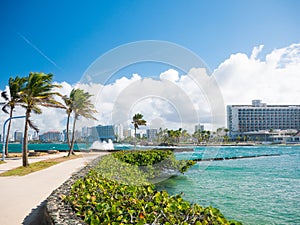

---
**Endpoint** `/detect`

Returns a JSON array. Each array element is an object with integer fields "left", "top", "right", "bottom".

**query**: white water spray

[{"left": 89, "top": 139, "right": 114, "bottom": 150}]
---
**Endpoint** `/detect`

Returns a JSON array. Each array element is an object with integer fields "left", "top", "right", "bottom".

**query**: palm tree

[
  {"left": 18, "top": 72, "right": 62, "bottom": 167},
  {"left": 62, "top": 94, "right": 73, "bottom": 148},
  {"left": 181, "top": 129, "right": 190, "bottom": 143},
  {"left": 1, "top": 76, "right": 26, "bottom": 156},
  {"left": 66, "top": 89, "right": 97, "bottom": 156},
  {"left": 132, "top": 113, "right": 147, "bottom": 138}
]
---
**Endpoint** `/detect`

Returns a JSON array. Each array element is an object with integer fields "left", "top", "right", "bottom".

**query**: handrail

[{"left": 2, "top": 115, "right": 26, "bottom": 161}]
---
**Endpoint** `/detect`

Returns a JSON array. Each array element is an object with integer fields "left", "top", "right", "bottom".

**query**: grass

[
  {"left": 0, "top": 160, "right": 6, "bottom": 165},
  {"left": 0, "top": 154, "right": 81, "bottom": 176}
]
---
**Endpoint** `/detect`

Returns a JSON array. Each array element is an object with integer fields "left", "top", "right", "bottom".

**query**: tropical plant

[
  {"left": 18, "top": 72, "right": 63, "bottom": 167},
  {"left": 65, "top": 88, "right": 97, "bottom": 156},
  {"left": 181, "top": 129, "right": 190, "bottom": 143},
  {"left": 66, "top": 150, "right": 241, "bottom": 225},
  {"left": 167, "top": 128, "right": 182, "bottom": 144},
  {"left": 1, "top": 76, "right": 26, "bottom": 156},
  {"left": 132, "top": 113, "right": 146, "bottom": 137},
  {"left": 157, "top": 128, "right": 168, "bottom": 145},
  {"left": 193, "top": 129, "right": 211, "bottom": 144}
]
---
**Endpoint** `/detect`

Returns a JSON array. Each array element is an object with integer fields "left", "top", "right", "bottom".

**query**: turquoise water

[
  {"left": 3, "top": 143, "right": 299, "bottom": 224},
  {"left": 0, "top": 143, "right": 89, "bottom": 152},
  {"left": 158, "top": 146, "right": 300, "bottom": 225}
]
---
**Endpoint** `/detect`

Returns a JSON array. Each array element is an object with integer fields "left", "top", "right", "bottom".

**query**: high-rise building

[
  {"left": 114, "top": 124, "right": 124, "bottom": 141},
  {"left": 195, "top": 124, "right": 204, "bottom": 132},
  {"left": 227, "top": 100, "right": 300, "bottom": 136},
  {"left": 63, "top": 129, "right": 72, "bottom": 143},
  {"left": 123, "top": 128, "right": 135, "bottom": 138},
  {"left": 146, "top": 129, "right": 158, "bottom": 142},
  {"left": 96, "top": 125, "right": 115, "bottom": 141},
  {"left": 39, "top": 131, "right": 63, "bottom": 142},
  {"left": 14, "top": 130, "right": 23, "bottom": 142}
]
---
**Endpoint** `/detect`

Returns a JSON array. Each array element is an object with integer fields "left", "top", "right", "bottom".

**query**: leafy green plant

[{"left": 66, "top": 150, "right": 242, "bottom": 225}]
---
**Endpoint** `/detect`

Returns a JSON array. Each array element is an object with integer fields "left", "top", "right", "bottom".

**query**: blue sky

[
  {"left": 1, "top": 0, "right": 299, "bottom": 88},
  {"left": 1, "top": 0, "right": 300, "bottom": 134}
]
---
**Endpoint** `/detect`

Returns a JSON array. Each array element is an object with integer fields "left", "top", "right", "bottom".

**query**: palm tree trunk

[
  {"left": 68, "top": 117, "right": 77, "bottom": 156},
  {"left": 134, "top": 127, "right": 137, "bottom": 149},
  {"left": 22, "top": 110, "right": 30, "bottom": 167},
  {"left": 66, "top": 113, "right": 71, "bottom": 148},
  {"left": 5, "top": 108, "right": 13, "bottom": 156}
]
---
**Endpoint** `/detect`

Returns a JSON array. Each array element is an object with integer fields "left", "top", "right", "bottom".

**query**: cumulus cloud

[
  {"left": 214, "top": 43, "right": 300, "bottom": 105},
  {"left": 1, "top": 43, "right": 300, "bottom": 137},
  {"left": 250, "top": 44, "right": 264, "bottom": 60},
  {"left": 160, "top": 69, "right": 179, "bottom": 82}
]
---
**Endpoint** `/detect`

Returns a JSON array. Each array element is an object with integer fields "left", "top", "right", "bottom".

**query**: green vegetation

[
  {"left": 1, "top": 73, "right": 97, "bottom": 166},
  {"left": 67, "top": 150, "right": 242, "bottom": 224},
  {"left": 132, "top": 113, "right": 147, "bottom": 137},
  {"left": 19, "top": 72, "right": 63, "bottom": 167},
  {"left": 62, "top": 88, "right": 97, "bottom": 156},
  {"left": 1, "top": 76, "right": 27, "bottom": 157}
]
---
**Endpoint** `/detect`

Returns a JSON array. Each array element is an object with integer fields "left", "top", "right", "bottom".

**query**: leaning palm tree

[
  {"left": 132, "top": 113, "right": 147, "bottom": 138},
  {"left": 18, "top": 72, "right": 62, "bottom": 167},
  {"left": 67, "top": 88, "right": 97, "bottom": 156},
  {"left": 62, "top": 94, "right": 73, "bottom": 148},
  {"left": 1, "top": 76, "right": 26, "bottom": 156}
]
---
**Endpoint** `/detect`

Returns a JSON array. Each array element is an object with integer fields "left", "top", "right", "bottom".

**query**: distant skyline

[{"left": 1, "top": 0, "right": 300, "bottom": 134}]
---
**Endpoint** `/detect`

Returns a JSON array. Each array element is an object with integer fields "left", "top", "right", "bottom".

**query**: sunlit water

[
  {"left": 157, "top": 146, "right": 300, "bottom": 225},
  {"left": 3, "top": 143, "right": 299, "bottom": 224}
]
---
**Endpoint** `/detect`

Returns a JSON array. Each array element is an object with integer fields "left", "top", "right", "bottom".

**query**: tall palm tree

[
  {"left": 1, "top": 76, "right": 26, "bottom": 156},
  {"left": 66, "top": 88, "right": 97, "bottom": 156},
  {"left": 62, "top": 94, "right": 73, "bottom": 148},
  {"left": 18, "top": 72, "right": 62, "bottom": 167},
  {"left": 132, "top": 113, "right": 147, "bottom": 138}
]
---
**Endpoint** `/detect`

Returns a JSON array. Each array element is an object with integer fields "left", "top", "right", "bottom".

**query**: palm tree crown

[
  {"left": 132, "top": 113, "right": 147, "bottom": 137},
  {"left": 18, "top": 72, "right": 62, "bottom": 166},
  {"left": 1, "top": 76, "right": 26, "bottom": 156},
  {"left": 65, "top": 88, "right": 97, "bottom": 156}
]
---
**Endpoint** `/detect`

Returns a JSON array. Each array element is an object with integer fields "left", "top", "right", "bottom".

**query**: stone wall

[{"left": 45, "top": 156, "right": 103, "bottom": 225}]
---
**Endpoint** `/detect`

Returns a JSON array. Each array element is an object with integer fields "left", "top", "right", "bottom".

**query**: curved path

[{"left": 0, "top": 152, "right": 107, "bottom": 225}]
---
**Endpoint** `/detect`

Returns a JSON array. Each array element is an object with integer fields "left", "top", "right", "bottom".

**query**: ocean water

[
  {"left": 0, "top": 143, "right": 89, "bottom": 152},
  {"left": 157, "top": 146, "right": 300, "bottom": 225},
  {"left": 2, "top": 143, "right": 299, "bottom": 224}
]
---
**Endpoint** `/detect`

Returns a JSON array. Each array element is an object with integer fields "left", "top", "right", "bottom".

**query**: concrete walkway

[{"left": 0, "top": 152, "right": 107, "bottom": 225}]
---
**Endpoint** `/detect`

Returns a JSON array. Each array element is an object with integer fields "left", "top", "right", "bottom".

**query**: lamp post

[{"left": 2, "top": 115, "right": 26, "bottom": 161}]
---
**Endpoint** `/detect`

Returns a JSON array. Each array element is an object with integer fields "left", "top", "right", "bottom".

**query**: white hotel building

[{"left": 227, "top": 100, "right": 300, "bottom": 136}]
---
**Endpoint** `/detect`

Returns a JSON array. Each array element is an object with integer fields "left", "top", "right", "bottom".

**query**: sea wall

[{"left": 44, "top": 156, "right": 103, "bottom": 225}]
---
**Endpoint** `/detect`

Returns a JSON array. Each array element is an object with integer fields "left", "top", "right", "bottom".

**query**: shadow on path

[{"left": 23, "top": 200, "right": 50, "bottom": 225}]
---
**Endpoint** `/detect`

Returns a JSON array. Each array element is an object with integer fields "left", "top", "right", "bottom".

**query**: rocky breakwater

[{"left": 44, "top": 156, "right": 103, "bottom": 224}]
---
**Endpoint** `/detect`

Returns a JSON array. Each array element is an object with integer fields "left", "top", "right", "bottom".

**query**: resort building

[{"left": 227, "top": 100, "right": 300, "bottom": 136}]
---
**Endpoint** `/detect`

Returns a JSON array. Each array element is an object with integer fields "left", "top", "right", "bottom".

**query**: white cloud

[
  {"left": 250, "top": 44, "right": 264, "bottom": 60},
  {"left": 1, "top": 43, "right": 300, "bottom": 136},
  {"left": 160, "top": 69, "right": 179, "bottom": 82},
  {"left": 214, "top": 43, "right": 300, "bottom": 106}
]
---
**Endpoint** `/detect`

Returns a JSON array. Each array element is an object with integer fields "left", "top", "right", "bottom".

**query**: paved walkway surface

[{"left": 0, "top": 152, "right": 108, "bottom": 225}]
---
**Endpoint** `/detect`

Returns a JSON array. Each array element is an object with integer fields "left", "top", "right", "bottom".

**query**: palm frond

[
  {"left": 28, "top": 119, "right": 39, "bottom": 133},
  {"left": 1, "top": 91, "right": 9, "bottom": 101},
  {"left": 2, "top": 104, "right": 9, "bottom": 114}
]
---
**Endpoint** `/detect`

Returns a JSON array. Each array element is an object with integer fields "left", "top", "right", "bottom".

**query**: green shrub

[{"left": 66, "top": 150, "right": 242, "bottom": 225}]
